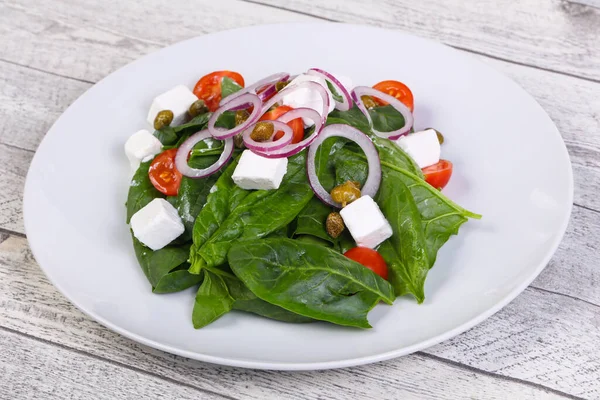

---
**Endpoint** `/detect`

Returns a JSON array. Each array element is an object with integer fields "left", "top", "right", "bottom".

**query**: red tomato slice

[
  {"left": 422, "top": 159, "right": 453, "bottom": 190},
  {"left": 193, "top": 71, "right": 245, "bottom": 112},
  {"left": 148, "top": 149, "right": 182, "bottom": 196},
  {"left": 344, "top": 247, "right": 388, "bottom": 280},
  {"left": 372, "top": 80, "right": 414, "bottom": 112},
  {"left": 260, "top": 105, "right": 304, "bottom": 144}
]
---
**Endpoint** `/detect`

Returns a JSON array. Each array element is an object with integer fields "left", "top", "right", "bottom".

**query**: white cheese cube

[
  {"left": 232, "top": 150, "right": 288, "bottom": 190},
  {"left": 395, "top": 128, "right": 441, "bottom": 168},
  {"left": 147, "top": 85, "right": 197, "bottom": 127},
  {"left": 340, "top": 195, "right": 392, "bottom": 249},
  {"left": 124, "top": 129, "right": 163, "bottom": 170},
  {"left": 130, "top": 198, "right": 184, "bottom": 251},
  {"left": 282, "top": 74, "right": 335, "bottom": 126}
]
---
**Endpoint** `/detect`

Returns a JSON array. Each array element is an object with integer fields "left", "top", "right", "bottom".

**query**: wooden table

[{"left": 1, "top": 0, "right": 599, "bottom": 398}]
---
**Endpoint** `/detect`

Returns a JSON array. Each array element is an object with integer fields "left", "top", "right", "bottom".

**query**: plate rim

[{"left": 23, "top": 22, "right": 574, "bottom": 370}]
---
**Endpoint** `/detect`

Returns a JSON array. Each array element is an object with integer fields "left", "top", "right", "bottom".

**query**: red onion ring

[
  {"left": 307, "top": 68, "right": 352, "bottom": 111},
  {"left": 252, "top": 108, "right": 324, "bottom": 159},
  {"left": 306, "top": 124, "right": 381, "bottom": 208},
  {"left": 207, "top": 93, "right": 262, "bottom": 140},
  {"left": 219, "top": 72, "right": 289, "bottom": 107},
  {"left": 261, "top": 80, "right": 330, "bottom": 124},
  {"left": 242, "top": 120, "right": 294, "bottom": 152},
  {"left": 175, "top": 130, "right": 234, "bottom": 179},
  {"left": 351, "top": 86, "right": 414, "bottom": 140}
]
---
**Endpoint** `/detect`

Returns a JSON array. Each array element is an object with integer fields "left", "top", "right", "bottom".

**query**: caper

[
  {"left": 188, "top": 100, "right": 208, "bottom": 117},
  {"left": 326, "top": 212, "right": 345, "bottom": 239},
  {"left": 153, "top": 110, "right": 174, "bottom": 130},
  {"left": 361, "top": 95, "right": 378, "bottom": 110},
  {"left": 330, "top": 180, "right": 361, "bottom": 207},
  {"left": 250, "top": 122, "right": 274, "bottom": 142},
  {"left": 276, "top": 81, "right": 289, "bottom": 91},
  {"left": 233, "top": 133, "right": 245, "bottom": 149},
  {"left": 235, "top": 110, "right": 250, "bottom": 126},
  {"left": 435, "top": 129, "right": 444, "bottom": 144}
]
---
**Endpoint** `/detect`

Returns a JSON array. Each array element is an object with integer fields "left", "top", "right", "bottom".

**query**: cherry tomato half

[
  {"left": 193, "top": 71, "right": 245, "bottom": 112},
  {"left": 372, "top": 80, "right": 414, "bottom": 112},
  {"left": 422, "top": 159, "right": 453, "bottom": 190},
  {"left": 344, "top": 247, "right": 388, "bottom": 280},
  {"left": 148, "top": 149, "right": 182, "bottom": 196},
  {"left": 260, "top": 105, "right": 304, "bottom": 144}
]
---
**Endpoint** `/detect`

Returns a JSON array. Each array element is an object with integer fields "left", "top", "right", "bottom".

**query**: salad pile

[{"left": 125, "top": 69, "right": 481, "bottom": 329}]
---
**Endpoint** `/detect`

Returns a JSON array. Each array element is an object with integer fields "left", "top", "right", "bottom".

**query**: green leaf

[
  {"left": 376, "top": 170, "right": 430, "bottom": 302},
  {"left": 193, "top": 153, "right": 314, "bottom": 269},
  {"left": 126, "top": 160, "right": 163, "bottom": 223},
  {"left": 131, "top": 235, "right": 199, "bottom": 293},
  {"left": 326, "top": 80, "right": 343, "bottom": 103},
  {"left": 368, "top": 104, "right": 405, "bottom": 133},
  {"left": 192, "top": 269, "right": 235, "bottom": 329},
  {"left": 154, "top": 112, "right": 211, "bottom": 147},
  {"left": 294, "top": 197, "right": 336, "bottom": 245},
  {"left": 221, "top": 76, "right": 243, "bottom": 100},
  {"left": 228, "top": 238, "right": 395, "bottom": 328}
]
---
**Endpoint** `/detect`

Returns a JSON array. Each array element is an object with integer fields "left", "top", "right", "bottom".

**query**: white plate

[{"left": 23, "top": 23, "right": 573, "bottom": 370}]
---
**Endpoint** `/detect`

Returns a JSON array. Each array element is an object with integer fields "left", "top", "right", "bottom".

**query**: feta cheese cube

[
  {"left": 124, "top": 129, "right": 163, "bottom": 170},
  {"left": 130, "top": 198, "right": 184, "bottom": 250},
  {"left": 340, "top": 195, "right": 392, "bottom": 249},
  {"left": 147, "top": 85, "right": 197, "bottom": 127},
  {"left": 394, "top": 128, "right": 441, "bottom": 168},
  {"left": 282, "top": 74, "right": 335, "bottom": 125},
  {"left": 232, "top": 150, "right": 288, "bottom": 190}
]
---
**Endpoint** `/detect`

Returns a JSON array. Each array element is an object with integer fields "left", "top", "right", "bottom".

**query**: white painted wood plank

[
  {"left": 255, "top": 0, "right": 600, "bottom": 81},
  {"left": 0, "top": 236, "right": 575, "bottom": 399},
  {"left": 0, "top": 328, "right": 228, "bottom": 400}
]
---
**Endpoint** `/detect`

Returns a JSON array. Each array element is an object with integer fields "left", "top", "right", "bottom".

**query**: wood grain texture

[
  {"left": 253, "top": 0, "right": 600, "bottom": 81},
  {"left": 0, "top": 236, "right": 576, "bottom": 399},
  {"left": 0, "top": 327, "right": 229, "bottom": 400}
]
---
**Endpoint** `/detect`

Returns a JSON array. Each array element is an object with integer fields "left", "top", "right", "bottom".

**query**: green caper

[
  {"left": 330, "top": 180, "right": 361, "bottom": 207},
  {"left": 235, "top": 110, "right": 250, "bottom": 126},
  {"left": 361, "top": 95, "right": 378, "bottom": 110},
  {"left": 250, "top": 122, "right": 274, "bottom": 142},
  {"left": 153, "top": 110, "right": 174, "bottom": 130},
  {"left": 435, "top": 129, "right": 444, "bottom": 144},
  {"left": 276, "top": 81, "right": 289, "bottom": 91},
  {"left": 188, "top": 100, "right": 208, "bottom": 117},
  {"left": 233, "top": 133, "right": 245, "bottom": 149},
  {"left": 326, "top": 212, "right": 345, "bottom": 239}
]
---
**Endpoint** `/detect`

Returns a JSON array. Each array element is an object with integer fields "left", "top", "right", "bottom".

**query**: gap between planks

[{"left": 238, "top": 0, "right": 600, "bottom": 86}]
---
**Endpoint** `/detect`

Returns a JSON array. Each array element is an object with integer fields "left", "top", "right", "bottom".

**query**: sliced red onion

[
  {"left": 219, "top": 72, "right": 289, "bottom": 107},
  {"left": 261, "top": 80, "right": 330, "bottom": 124},
  {"left": 175, "top": 130, "right": 234, "bottom": 178},
  {"left": 307, "top": 68, "right": 352, "bottom": 111},
  {"left": 252, "top": 108, "right": 324, "bottom": 159},
  {"left": 242, "top": 120, "right": 293, "bottom": 152},
  {"left": 207, "top": 93, "right": 262, "bottom": 140},
  {"left": 351, "top": 86, "right": 414, "bottom": 140},
  {"left": 307, "top": 124, "right": 381, "bottom": 208}
]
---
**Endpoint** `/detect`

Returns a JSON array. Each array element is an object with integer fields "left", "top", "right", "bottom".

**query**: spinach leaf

[
  {"left": 192, "top": 269, "right": 235, "bottom": 329},
  {"left": 175, "top": 138, "right": 226, "bottom": 241},
  {"left": 327, "top": 106, "right": 371, "bottom": 134},
  {"left": 294, "top": 197, "right": 335, "bottom": 244},
  {"left": 126, "top": 160, "right": 163, "bottom": 223},
  {"left": 221, "top": 76, "right": 243, "bottom": 100},
  {"left": 154, "top": 112, "right": 211, "bottom": 147},
  {"left": 189, "top": 157, "right": 251, "bottom": 273},
  {"left": 368, "top": 104, "right": 405, "bottom": 133},
  {"left": 132, "top": 236, "right": 200, "bottom": 293},
  {"left": 326, "top": 80, "right": 343, "bottom": 103},
  {"left": 376, "top": 170, "right": 430, "bottom": 302},
  {"left": 228, "top": 238, "right": 395, "bottom": 328},
  {"left": 193, "top": 153, "right": 314, "bottom": 269}
]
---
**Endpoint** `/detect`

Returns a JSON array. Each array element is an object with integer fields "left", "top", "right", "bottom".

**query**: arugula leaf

[
  {"left": 131, "top": 235, "right": 200, "bottom": 293},
  {"left": 126, "top": 160, "right": 163, "bottom": 223},
  {"left": 376, "top": 170, "right": 430, "bottom": 302},
  {"left": 228, "top": 238, "right": 394, "bottom": 328},
  {"left": 192, "top": 269, "right": 235, "bottom": 328},
  {"left": 221, "top": 76, "right": 243, "bottom": 101},
  {"left": 192, "top": 153, "right": 314, "bottom": 270}
]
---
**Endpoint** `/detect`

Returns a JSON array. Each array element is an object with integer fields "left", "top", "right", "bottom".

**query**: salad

[{"left": 125, "top": 69, "right": 481, "bottom": 329}]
